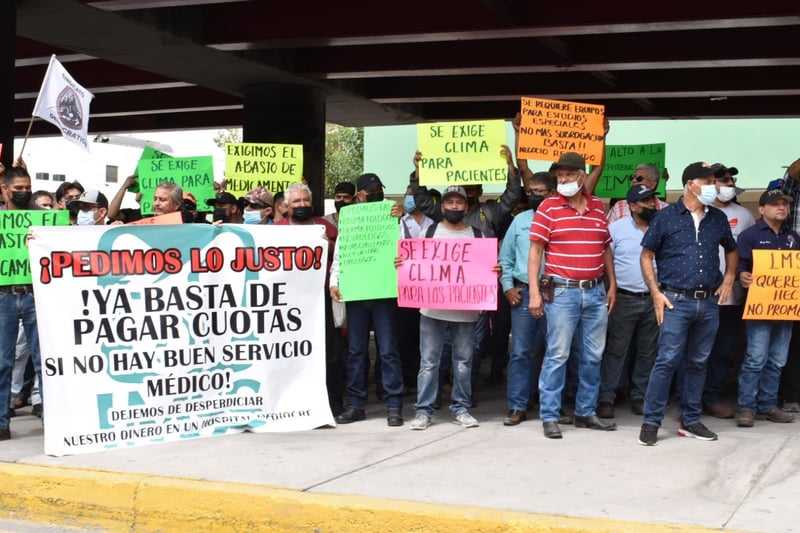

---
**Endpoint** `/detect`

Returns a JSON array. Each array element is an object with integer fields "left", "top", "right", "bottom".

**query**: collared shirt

[
  {"left": 530, "top": 189, "right": 610, "bottom": 280},
  {"left": 737, "top": 219, "right": 800, "bottom": 274},
  {"left": 607, "top": 198, "right": 669, "bottom": 224},
  {"left": 499, "top": 209, "right": 535, "bottom": 292},
  {"left": 714, "top": 202, "right": 755, "bottom": 305},
  {"left": 399, "top": 212, "right": 434, "bottom": 239},
  {"left": 779, "top": 170, "right": 800, "bottom": 233},
  {"left": 641, "top": 197, "right": 737, "bottom": 290},
  {"left": 608, "top": 216, "right": 651, "bottom": 293}
]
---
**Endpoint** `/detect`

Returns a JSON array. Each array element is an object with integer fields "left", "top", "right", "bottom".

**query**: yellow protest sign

[
  {"left": 743, "top": 249, "right": 800, "bottom": 320},
  {"left": 517, "top": 97, "right": 605, "bottom": 165},
  {"left": 224, "top": 142, "right": 303, "bottom": 194},
  {"left": 416, "top": 119, "right": 507, "bottom": 186}
]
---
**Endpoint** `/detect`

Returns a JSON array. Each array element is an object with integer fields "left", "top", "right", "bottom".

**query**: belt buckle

[
  {"left": 692, "top": 290, "right": 707, "bottom": 299},
  {"left": 578, "top": 279, "right": 593, "bottom": 289},
  {"left": 11, "top": 286, "right": 26, "bottom": 295}
]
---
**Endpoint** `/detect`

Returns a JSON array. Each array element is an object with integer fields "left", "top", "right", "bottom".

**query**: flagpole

[{"left": 17, "top": 116, "right": 36, "bottom": 162}]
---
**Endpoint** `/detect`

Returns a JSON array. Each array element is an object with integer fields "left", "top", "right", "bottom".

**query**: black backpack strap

[
  {"left": 424, "top": 222, "right": 439, "bottom": 238},
  {"left": 472, "top": 226, "right": 482, "bottom": 238}
]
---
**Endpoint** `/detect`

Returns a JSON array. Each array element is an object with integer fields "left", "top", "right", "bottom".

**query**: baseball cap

[
  {"left": 442, "top": 185, "right": 467, "bottom": 200},
  {"left": 626, "top": 184, "right": 657, "bottom": 204},
  {"left": 68, "top": 189, "right": 108, "bottom": 209},
  {"left": 206, "top": 192, "right": 238, "bottom": 207},
  {"left": 552, "top": 152, "right": 586, "bottom": 172},
  {"left": 242, "top": 187, "right": 274, "bottom": 208},
  {"left": 681, "top": 162, "right": 716, "bottom": 185},
  {"left": 759, "top": 189, "right": 794, "bottom": 206},
  {"left": 356, "top": 173, "right": 384, "bottom": 192},
  {"left": 334, "top": 182, "right": 356, "bottom": 196},
  {"left": 711, "top": 163, "right": 739, "bottom": 178}
]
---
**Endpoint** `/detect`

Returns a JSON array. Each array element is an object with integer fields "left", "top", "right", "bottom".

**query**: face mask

[
  {"left": 639, "top": 207, "right": 657, "bottom": 222},
  {"left": 334, "top": 200, "right": 348, "bottom": 213},
  {"left": 716, "top": 186, "right": 736, "bottom": 203},
  {"left": 291, "top": 206, "right": 313, "bottom": 222},
  {"left": 365, "top": 192, "right": 384, "bottom": 203},
  {"left": 76, "top": 209, "right": 97, "bottom": 226},
  {"left": 11, "top": 191, "right": 32, "bottom": 208},
  {"left": 243, "top": 210, "right": 262, "bottom": 224},
  {"left": 528, "top": 193, "right": 544, "bottom": 211},
  {"left": 213, "top": 208, "right": 229, "bottom": 223},
  {"left": 403, "top": 195, "right": 416, "bottom": 213},
  {"left": 443, "top": 208, "right": 465, "bottom": 224},
  {"left": 557, "top": 180, "right": 581, "bottom": 198},
  {"left": 694, "top": 183, "right": 718, "bottom": 206}
]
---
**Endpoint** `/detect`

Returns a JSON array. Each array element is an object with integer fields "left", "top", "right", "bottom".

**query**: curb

[{"left": 0, "top": 463, "right": 727, "bottom": 532}]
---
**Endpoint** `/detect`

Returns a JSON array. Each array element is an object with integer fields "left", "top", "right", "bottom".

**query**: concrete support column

[
  {"left": 243, "top": 85, "right": 326, "bottom": 215},
  {"left": 0, "top": 0, "right": 15, "bottom": 168}
]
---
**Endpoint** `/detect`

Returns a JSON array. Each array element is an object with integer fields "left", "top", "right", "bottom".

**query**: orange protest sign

[
  {"left": 517, "top": 97, "right": 605, "bottom": 165},
  {"left": 743, "top": 249, "right": 800, "bottom": 320}
]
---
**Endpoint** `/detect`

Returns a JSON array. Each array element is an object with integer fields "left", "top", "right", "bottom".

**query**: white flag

[{"left": 32, "top": 55, "right": 95, "bottom": 151}]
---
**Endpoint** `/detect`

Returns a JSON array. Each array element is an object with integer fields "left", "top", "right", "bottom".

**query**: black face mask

[
  {"left": 639, "top": 207, "right": 657, "bottom": 222},
  {"left": 213, "top": 208, "right": 230, "bottom": 223},
  {"left": 12, "top": 191, "right": 32, "bottom": 208},
  {"left": 443, "top": 208, "right": 465, "bottom": 224},
  {"left": 291, "top": 206, "right": 313, "bottom": 222},
  {"left": 365, "top": 192, "right": 384, "bottom": 202},
  {"left": 528, "top": 193, "right": 544, "bottom": 211},
  {"left": 334, "top": 200, "right": 348, "bottom": 213}
]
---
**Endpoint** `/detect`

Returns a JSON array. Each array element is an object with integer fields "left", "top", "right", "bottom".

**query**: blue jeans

[
  {"left": 539, "top": 282, "right": 608, "bottom": 422},
  {"left": 599, "top": 292, "right": 659, "bottom": 403},
  {"left": 416, "top": 316, "right": 474, "bottom": 417},
  {"left": 643, "top": 292, "right": 719, "bottom": 427},
  {"left": 738, "top": 320, "right": 792, "bottom": 413},
  {"left": 0, "top": 291, "right": 42, "bottom": 429},
  {"left": 344, "top": 299, "right": 403, "bottom": 410},
  {"left": 507, "top": 288, "right": 543, "bottom": 411}
]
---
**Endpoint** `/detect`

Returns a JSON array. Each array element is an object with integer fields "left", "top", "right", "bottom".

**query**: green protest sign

[
  {"left": 225, "top": 142, "right": 303, "bottom": 195},
  {"left": 594, "top": 143, "right": 666, "bottom": 199},
  {"left": 136, "top": 155, "right": 215, "bottom": 214},
  {"left": 337, "top": 201, "right": 398, "bottom": 301},
  {"left": 417, "top": 120, "right": 507, "bottom": 186},
  {"left": 129, "top": 145, "right": 172, "bottom": 193},
  {"left": 0, "top": 210, "right": 69, "bottom": 284}
]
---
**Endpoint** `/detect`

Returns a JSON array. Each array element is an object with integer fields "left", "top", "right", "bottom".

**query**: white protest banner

[{"left": 28, "top": 224, "right": 333, "bottom": 456}]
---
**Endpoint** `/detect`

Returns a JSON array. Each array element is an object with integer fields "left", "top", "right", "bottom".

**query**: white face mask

[
  {"left": 76, "top": 209, "right": 97, "bottom": 226},
  {"left": 694, "top": 183, "right": 718, "bottom": 206},
  {"left": 716, "top": 186, "right": 736, "bottom": 203},
  {"left": 557, "top": 179, "right": 582, "bottom": 198}
]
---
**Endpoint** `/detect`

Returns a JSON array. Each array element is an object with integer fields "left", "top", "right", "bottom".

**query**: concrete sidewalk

[{"left": 0, "top": 386, "right": 797, "bottom": 532}]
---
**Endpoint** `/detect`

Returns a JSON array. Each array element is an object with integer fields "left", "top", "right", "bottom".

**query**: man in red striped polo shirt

[{"left": 527, "top": 152, "right": 618, "bottom": 439}]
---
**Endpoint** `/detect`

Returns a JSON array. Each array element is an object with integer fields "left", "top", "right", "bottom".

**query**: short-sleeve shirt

[
  {"left": 641, "top": 197, "right": 737, "bottom": 290},
  {"left": 737, "top": 220, "right": 800, "bottom": 274},
  {"left": 529, "top": 189, "right": 610, "bottom": 280}
]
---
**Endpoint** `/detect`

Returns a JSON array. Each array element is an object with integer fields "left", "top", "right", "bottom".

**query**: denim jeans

[
  {"left": 703, "top": 304, "right": 743, "bottom": 405},
  {"left": 738, "top": 320, "right": 792, "bottom": 413},
  {"left": 344, "top": 299, "right": 403, "bottom": 410},
  {"left": 599, "top": 292, "right": 659, "bottom": 403},
  {"left": 643, "top": 291, "right": 719, "bottom": 427},
  {"left": 416, "top": 316, "right": 474, "bottom": 417},
  {"left": 0, "top": 291, "right": 42, "bottom": 429},
  {"left": 507, "top": 288, "right": 543, "bottom": 411},
  {"left": 538, "top": 282, "right": 608, "bottom": 422}
]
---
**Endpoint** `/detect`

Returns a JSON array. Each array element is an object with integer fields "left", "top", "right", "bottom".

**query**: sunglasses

[{"left": 630, "top": 174, "right": 655, "bottom": 183}]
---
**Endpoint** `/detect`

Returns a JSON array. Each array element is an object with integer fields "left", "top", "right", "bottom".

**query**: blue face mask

[
  {"left": 403, "top": 194, "right": 416, "bottom": 213},
  {"left": 243, "top": 210, "right": 262, "bottom": 224}
]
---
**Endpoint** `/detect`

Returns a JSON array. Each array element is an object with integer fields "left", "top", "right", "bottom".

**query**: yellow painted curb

[{"left": 0, "top": 462, "right": 725, "bottom": 532}]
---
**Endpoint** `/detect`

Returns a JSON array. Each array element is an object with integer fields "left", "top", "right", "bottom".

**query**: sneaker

[
  {"left": 781, "top": 401, "right": 800, "bottom": 413},
  {"left": 453, "top": 412, "right": 479, "bottom": 428},
  {"left": 678, "top": 422, "right": 717, "bottom": 441},
  {"left": 638, "top": 423, "right": 659, "bottom": 446},
  {"left": 756, "top": 408, "right": 795, "bottom": 423},
  {"left": 409, "top": 413, "right": 431, "bottom": 430}
]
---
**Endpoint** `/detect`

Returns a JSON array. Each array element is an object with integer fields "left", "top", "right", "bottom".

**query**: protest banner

[
  {"left": 416, "top": 119, "right": 507, "bottom": 186},
  {"left": 517, "top": 97, "right": 605, "bottom": 165},
  {"left": 136, "top": 155, "right": 215, "bottom": 215},
  {"left": 128, "top": 145, "right": 173, "bottom": 193},
  {"left": 396, "top": 238, "right": 499, "bottom": 311},
  {"left": 337, "top": 201, "right": 398, "bottom": 301},
  {"left": 593, "top": 143, "right": 666, "bottom": 199},
  {"left": 0, "top": 210, "right": 68, "bottom": 284},
  {"left": 225, "top": 142, "right": 303, "bottom": 195},
  {"left": 28, "top": 224, "right": 333, "bottom": 456},
  {"left": 743, "top": 249, "right": 800, "bottom": 321}
]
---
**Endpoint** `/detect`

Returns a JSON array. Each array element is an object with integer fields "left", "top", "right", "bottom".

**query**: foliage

[{"left": 212, "top": 128, "right": 242, "bottom": 148}]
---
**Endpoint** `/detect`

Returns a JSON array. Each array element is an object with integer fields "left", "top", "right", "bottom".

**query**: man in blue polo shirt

[{"left": 638, "top": 162, "right": 738, "bottom": 446}]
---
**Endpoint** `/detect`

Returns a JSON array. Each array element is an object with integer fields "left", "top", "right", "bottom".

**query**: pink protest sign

[{"left": 397, "top": 237, "right": 498, "bottom": 310}]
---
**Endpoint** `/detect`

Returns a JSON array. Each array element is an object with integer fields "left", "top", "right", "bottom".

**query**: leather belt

[
  {"left": 552, "top": 276, "right": 604, "bottom": 290},
  {"left": 660, "top": 284, "right": 711, "bottom": 300},
  {"left": 0, "top": 285, "right": 34, "bottom": 295},
  {"left": 617, "top": 288, "right": 650, "bottom": 298},
  {"left": 513, "top": 278, "right": 528, "bottom": 289}
]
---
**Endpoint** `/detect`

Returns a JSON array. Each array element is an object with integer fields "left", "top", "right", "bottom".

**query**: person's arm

[
  {"left": 493, "top": 150, "right": 523, "bottom": 219},
  {"left": 737, "top": 234, "right": 754, "bottom": 288},
  {"left": 584, "top": 117, "right": 609, "bottom": 196},
  {"left": 512, "top": 113, "right": 534, "bottom": 190},
  {"left": 640, "top": 247, "right": 671, "bottom": 326},
  {"left": 329, "top": 239, "right": 342, "bottom": 302},
  {"left": 603, "top": 245, "right": 616, "bottom": 314},
  {"left": 498, "top": 222, "right": 518, "bottom": 304},
  {"left": 527, "top": 241, "right": 545, "bottom": 318},
  {"left": 716, "top": 248, "right": 738, "bottom": 304},
  {"left": 108, "top": 174, "right": 137, "bottom": 222},
  {"left": 409, "top": 151, "right": 441, "bottom": 221}
]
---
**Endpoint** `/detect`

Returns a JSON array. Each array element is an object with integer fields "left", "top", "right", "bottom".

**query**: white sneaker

[
  {"left": 453, "top": 412, "right": 479, "bottom": 428},
  {"left": 409, "top": 413, "right": 431, "bottom": 430}
]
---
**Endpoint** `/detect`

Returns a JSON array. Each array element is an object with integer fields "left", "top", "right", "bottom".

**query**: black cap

[
  {"left": 206, "top": 192, "right": 238, "bottom": 207},
  {"left": 356, "top": 173, "right": 384, "bottom": 192},
  {"left": 552, "top": 152, "right": 586, "bottom": 171},
  {"left": 711, "top": 163, "right": 739, "bottom": 178},
  {"left": 681, "top": 162, "right": 716, "bottom": 185},
  {"left": 626, "top": 184, "right": 657, "bottom": 204},
  {"left": 759, "top": 189, "right": 794, "bottom": 206},
  {"left": 334, "top": 182, "right": 356, "bottom": 196}
]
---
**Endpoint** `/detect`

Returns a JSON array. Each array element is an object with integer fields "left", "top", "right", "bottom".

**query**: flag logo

[{"left": 57, "top": 86, "right": 84, "bottom": 130}]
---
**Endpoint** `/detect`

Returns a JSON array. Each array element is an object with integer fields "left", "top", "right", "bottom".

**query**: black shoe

[
  {"left": 638, "top": 423, "right": 658, "bottom": 446},
  {"left": 335, "top": 407, "right": 366, "bottom": 424},
  {"left": 330, "top": 403, "right": 345, "bottom": 417},
  {"left": 8, "top": 408, "right": 15, "bottom": 418},
  {"left": 503, "top": 409, "right": 527, "bottom": 426},
  {"left": 574, "top": 415, "right": 617, "bottom": 431},
  {"left": 543, "top": 421, "right": 562, "bottom": 439},
  {"left": 387, "top": 409, "right": 403, "bottom": 427},
  {"left": 631, "top": 398, "right": 644, "bottom": 415},
  {"left": 0, "top": 428, "right": 9, "bottom": 441},
  {"left": 596, "top": 402, "right": 614, "bottom": 418},
  {"left": 31, "top": 404, "right": 42, "bottom": 418}
]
